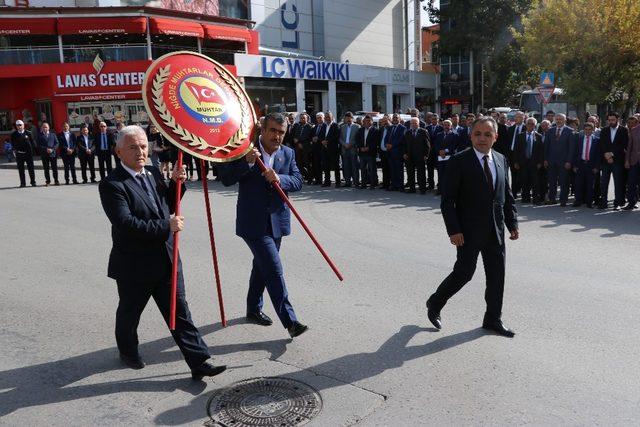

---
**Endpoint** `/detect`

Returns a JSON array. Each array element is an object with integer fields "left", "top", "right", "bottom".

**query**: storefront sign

[
  {"left": 51, "top": 60, "right": 151, "bottom": 96},
  {"left": 261, "top": 57, "right": 349, "bottom": 81},
  {"left": 55, "top": 72, "right": 146, "bottom": 89}
]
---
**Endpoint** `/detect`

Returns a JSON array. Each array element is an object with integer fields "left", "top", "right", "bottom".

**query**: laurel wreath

[{"left": 151, "top": 65, "right": 247, "bottom": 155}]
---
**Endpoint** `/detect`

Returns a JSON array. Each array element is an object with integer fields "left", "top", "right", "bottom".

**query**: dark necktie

[
  {"left": 136, "top": 173, "right": 161, "bottom": 215},
  {"left": 483, "top": 155, "right": 494, "bottom": 194}
]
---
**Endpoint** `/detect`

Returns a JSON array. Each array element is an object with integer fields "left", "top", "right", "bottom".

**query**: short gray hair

[
  {"left": 116, "top": 125, "right": 147, "bottom": 148},
  {"left": 471, "top": 116, "right": 498, "bottom": 134},
  {"left": 526, "top": 117, "right": 538, "bottom": 126},
  {"left": 316, "top": 112, "right": 325, "bottom": 118}
]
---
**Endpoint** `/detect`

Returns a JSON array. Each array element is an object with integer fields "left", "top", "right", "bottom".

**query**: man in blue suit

[
  {"left": 219, "top": 113, "right": 308, "bottom": 339},
  {"left": 426, "top": 114, "right": 444, "bottom": 190},
  {"left": 426, "top": 116, "right": 519, "bottom": 337},
  {"left": 432, "top": 119, "right": 459, "bottom": 195},
  {"left": 386, "top": 113, "right": 406, "bottom": 191},
  {"left": 37, "top": 122, "right": 60, "bottom": 186},
  {"left": 544, "top": 113, "right": 574, "bottom": 206},
  {"left": 572, "top": 122, "right": 601, "bottom": 208},
  {"left": 58, "top": 122, "right": 78, "bottom": 185}
]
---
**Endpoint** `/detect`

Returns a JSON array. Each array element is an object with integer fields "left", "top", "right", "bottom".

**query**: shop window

[
  {"left": 151, "top": 34, "right": 198, "bottom": 59},
  {"left": 415, "top": 88, "right": 435, "bottom": 113},
  {"left": 219, "top": 0, "right": 249, "bottom": 19},
  {"left": 244, "top": 78, "right": 297, "bottom": 116},
  {"left": 336, "top": 82, "right": 362, "bottom": 120},
  {"left": 201, "top": 39, "right": 245, "bottom": 64},
  {"left": 0, "top": 110, "right": 13, "bottom": 132},
  {"left": 66, "top": 100, "right": 149, "bottom": 131},
  {"left": 0, "top": 35, "right": 59, "bottom": 65},
  {"left": 62, "top": 34, "right": 147, "bottom": 63},
  {"left": 372, "top": 85, "right": 387, "bottom": 113}
]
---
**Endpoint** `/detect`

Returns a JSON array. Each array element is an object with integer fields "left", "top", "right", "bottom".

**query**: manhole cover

[{"left": 206, "top": 377, "right": 322, "bottom": 426}]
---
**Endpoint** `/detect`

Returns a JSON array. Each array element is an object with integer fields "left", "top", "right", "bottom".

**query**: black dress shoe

[
  {"left": 287, "top": 322, "right": 309, "bottom": 338},
  {"left": 622, "top": 204, "right": 637, "bottom": 211},
  {"left": 426, "top": 299, "right": 441, "bottom": 330},
  {"left": 120, "top": 353, "right": 145, "bottom": 370},
  {"left": 482, "top": 320, "right": 515, "bottom": 337},
  {"left": 406, "top": 188, "right": 416, "bottom": 194},
  {"left": 246, "top": 311, "right": 273, "bottom": 326},
  {"left": 572, "top": 202, "right": 581, "bottom": 207},
  {"left": 191, "top": 360, "right": 227, "bottom": 380}
]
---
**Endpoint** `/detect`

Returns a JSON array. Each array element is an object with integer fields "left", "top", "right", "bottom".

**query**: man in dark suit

[
  {"left": 506, "top": 111, "right": 526, "bottom": 197},
  {"left": 571, "top": 122, "right": 601, "bottom": 208},
  {"left": 11, "top": 119, "right": 37, "bottom": 187},
  {"left": 77, "top": 124, "right": 96, "bottom": 183},
  {"left": 493, "top": 113, "right": 509, "bottom": 156},
  {"left": 98, "top": 125, "right": 225, "bottom": 379},
  {"left": 404, "top": 108, "right": 427, "bottom": 129},
  {"left": 356, "top": 115, "right": 379, "bottom": 189},
  {"left": 513, "top": 117, "right": 545, "bottom": 204},
  {"left": 403, "top": 117, "right": 431, "bottom": 194},
  {"left": 292, "top": 113, "right": 313, "bottom": 181},
  {"left": 426, "top": 114, "right": 444, "bottom": 190},
  {"left": 544, "top": 113, "right": 574, "bottom": 206},
  {"left": 95, "top": 121, "right": 115, "bottom": 179},
  {"left": 387, "top": 113, "right": 406, "bottom": 191},
  {"left": 58, "top": 122, "right": 78, "bottom": 185},
  {"left": 432, "top": 119, "right": 458, "bottom": 195},
  {"left": 321, "top": 112, "right": 341, "bottom": 187},
  {"left": 283, "top": 113, "right": 296, "bottom": 148},
  {"left": 219, "top": 113, "right": 308, "bottom": 338},
  {"left": 37, "top": 122, "right": 60, "bottom": 186},
  {"left": 311, "top": 112, "right": 326, "bottom": 185},
  {"left": 598, "top": 112, "right": 629, "bottom": 209},
  {"left": 426, "top": 116, "right": 519, "bottom": 338},
  {"left": 377, "top": 115, "right": 391, "bottom": 190}
]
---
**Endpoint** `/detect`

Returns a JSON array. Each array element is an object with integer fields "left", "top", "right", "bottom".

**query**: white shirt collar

[
  {"left": 258, "top": 137, "right": 280, "bottom": 169},
  {"left": 473, "top": 147, "right": 493, "bottom": 162},
  {"left": 121, "top": 162, "right": 148, "bottom": 179}
]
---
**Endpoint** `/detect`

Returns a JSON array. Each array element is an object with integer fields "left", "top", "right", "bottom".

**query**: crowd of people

[{"left": 6, "top": 107, "right": 640, "bottom": 212}]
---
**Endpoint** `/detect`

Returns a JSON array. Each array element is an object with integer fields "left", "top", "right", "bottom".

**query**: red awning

[
  {"left": 149, "top": 18, "right": 204, "bottom": 38},
  {"left": 0, "top": 18, "right": 57, "bottom": 35},
  {"left": 203, "top": 24, "right": 250, "bottom": 43},
  {"left": 57, "top": 17, "right": 147, "bottom": 35}
]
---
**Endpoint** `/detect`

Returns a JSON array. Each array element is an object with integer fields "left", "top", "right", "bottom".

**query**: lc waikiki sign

[{"left": 245, "top": 55, "right": 350, "bottom": 81}]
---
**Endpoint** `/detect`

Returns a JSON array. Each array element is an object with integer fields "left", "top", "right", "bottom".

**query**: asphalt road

[{"left": 1, "top": 164, "right": 639, "bottom": 426}]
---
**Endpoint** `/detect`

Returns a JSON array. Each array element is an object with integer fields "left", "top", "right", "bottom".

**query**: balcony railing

[
  {"left": 63, "top": 44, "right": 147, "bottom": 63},
  {"left": 0, "top": 46, "right": 60, "bottom": 65},
  {"left": 151, "top": 44, "right": 198, "bottom": 59}
]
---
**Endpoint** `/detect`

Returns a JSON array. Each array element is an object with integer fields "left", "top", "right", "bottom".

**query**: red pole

[
  {"left": 200, "top": 158, "right": 227, "bottom": 327},
  {"left": 255, "top": 157, "right": 344, "bottom": 281},
  {"left": 169, "top": 150, "right": 184, "bottom": 330}
]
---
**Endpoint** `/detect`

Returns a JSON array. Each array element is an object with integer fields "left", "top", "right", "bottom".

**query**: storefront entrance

[{"left": 304, "top": 91, "right": 325, "bottom": 119}]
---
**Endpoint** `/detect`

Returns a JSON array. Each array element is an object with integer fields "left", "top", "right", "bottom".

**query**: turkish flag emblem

[{"left": 185, "top": 81, "right": 225, "bottom": 105}]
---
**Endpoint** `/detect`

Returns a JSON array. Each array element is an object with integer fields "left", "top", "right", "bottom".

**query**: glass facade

[
  {"left": 244, "top": 78, "right": 297, "bottom": 116},
  {"left": 336, "top": 82, "right": 362, "bottom": 119},
  {"left": 415, "top": 88, "right": 435, "bottom": 112},
  {"left": 372, "top": 85, "right": 387, "bottom": 112},
  {"left": 66, "top": 100, "right": 149, "bottom": 130},
  {"left": 440, "top": 51, "right": 471, "bottom": 98}
]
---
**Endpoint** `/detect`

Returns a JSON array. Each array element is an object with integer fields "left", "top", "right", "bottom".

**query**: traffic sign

[
  {"left": 540, "top": 72, "right": 554, "bottom": 87},
  {"left": 537, "top": 86, "right": 554, "bottom": 104}
]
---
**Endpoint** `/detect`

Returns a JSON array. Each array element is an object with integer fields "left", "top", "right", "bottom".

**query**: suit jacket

[
  {"left": 426, "top": 124, "right": 443, "bottom": 142},
  {"left": 283, "top": 122, "right": 295, "bottom": 147},
  {"left": 572, "top": 132, "right": 601, "bottom": 169},
  {"left": 626, "top": 125, "right": 640, "bottom": 166},
  {"left": 404, "top": 119, "right": 427, "bottom": 129},
  {"left": 355, "top": 126, "right": 378, "bottom": 157},
  {"left": 339, "top": 123, "right": 360, "bottom": 152},
  {"left": 94, "top": 132, "right": 116, "bottom": 154},
  {"left": 387, "top": 123, "right": 406, "bottom": 154},
  {"left": 402, "top": 127, "right": 430, "bottom": 161},
  {"left": 506, "top": 123, "right": 526, "bottom": 156},
  {"left": 545, "top": 125, "right": 574, "bottom": 164},
  {"left": 11, "top": 130, "right": 36, "bottom": 156},
  {"left": 219, "top": 143, "right": 302, "bottom": 239},
  {"left": 494, "top": 123, "right": 509, "bottom": 155},
  {"left": 77, "top": 134, "right": 95, "bottom": 158},
  {"left": 599, "top": 125, "right": 628, "bottom": 164},
  {"left": 322, "top": 122, "right": 340, "bottom": 151},
  {"left": 312, "top": 122, "right": 326, "bottom": 143},
  {"left": 292, "top": 122, "right": 313, "bottom": 146},
  {"left": 441, "top": 148, "right": 517, "bottom": 246},
  {"left": 58, "top": 131, "right": 78, "bottom": 157},
  {"left": 37, "top": 132, "right": 59, "bottom": 158},
  {"left": 513, "top": 131, "right": 544, "bottom": 167},
  {"left": 98, "top": 165, "right": 185, "bottom": 283},
  {"left": 432, "top": 131, "right": 458, "bottom": 159}
]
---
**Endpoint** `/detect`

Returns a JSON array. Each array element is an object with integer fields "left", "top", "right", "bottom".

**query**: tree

[{"left": 517, "top": 0, "right": 640, "bottom": 113}]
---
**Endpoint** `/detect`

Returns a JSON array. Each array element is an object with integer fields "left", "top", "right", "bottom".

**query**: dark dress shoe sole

[
  {"left": 482, "top": 323, "right": 515, "bottom": 338},
  {"left": 288, "top": 324, "right": 309, "bottom": 338},
  {"left": 246, "top": 313, "right": 273, "bottom": 326},
  {"left": 191, "top": 364, "right": 227, "bottom": 380},
  {"left": 425, "top": 301, "right": 441, "bottom": 330},
  {"left": 120, "top": 355, "right": 145, "bottom": 370}
]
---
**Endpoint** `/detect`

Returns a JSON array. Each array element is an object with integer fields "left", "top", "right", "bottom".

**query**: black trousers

[
  {"left": 16, "top": 153, "right": 36, "bottom": 186},
  {"left": 41, "top": 155, "right": 59, "bottom": 184},
  {"left": 427, "top": 155, "right": 436, "bottom": 189},
  {"left": 62, "top": 154, "right": 77, "bottom": 183},
  {"left": 322, "top": 146, "right": 340, "bottom": 184},
  {"left": 311, "top": 141, "right": 323, "bottom": 183},
  {"left": 406, "top": 158, "right": 427, "bottom": 191},
  {"left": 519, "top": 162, "right": 543, "bottom": 202},
  {"left": 429, "top": 235, "right": 506, "bottom": 321},
  {"left": 115, "top": 270, "right": 210, "bottom": 369},
  {"left": 79, "top": 154, "right": 96, "bottom": 182},
  {"left": 97, "top": 150, "right": 112, "bottom": 179},
  {"left": 379, "top": 151, "right": 390, "bottom": 188}
]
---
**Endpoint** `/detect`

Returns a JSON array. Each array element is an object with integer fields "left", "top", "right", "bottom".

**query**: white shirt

[
  {"left": 248, "top": 137, "right": 280, "bottom": 169},
  {"left": 364, "top": 126, "right": 370, "bottom": 142},
  {"left": 63, "top": 131, "right": 70, "bottom": 143},
  {"left": 121, "top": 162, "right": 149, "bottom": 179},
  {"left": 582, "top": 134, "right": 593, "bottom": 160},
  {"left": 473, "top": 147, "right": 497, "bottom": 187}
]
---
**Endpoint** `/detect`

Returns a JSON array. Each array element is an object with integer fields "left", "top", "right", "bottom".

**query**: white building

[{"left": 240, "top": 0, "right": 436, "bottom": 118}]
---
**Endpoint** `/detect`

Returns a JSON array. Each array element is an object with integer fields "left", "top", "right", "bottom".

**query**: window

[{"left": 244, "top": 78, "right": 297, "bottom": 116}]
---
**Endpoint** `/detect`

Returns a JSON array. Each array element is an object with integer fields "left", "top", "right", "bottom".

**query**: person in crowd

[
  {"left": 426, "top": 114, "right": 443, "bottom": 190},
  {"left": 403, "top": 117, "right": 431, "bottom": 194},
  {"left": 544, "top": 113, "right": 574, "bottom": 206},
  {"left": 426, "top": 116, "right": 519, "bottom": 338},
  {"left": 432, "top": 119, "right": 457, "bottom": 195},
  {"left": 387, "top": 113, "right": 407, "bottom": 191},
  {"left": 378, "top": 114, "right": 391, "bottom": 190},
  {"left": 355, "top": 115, "right": 378, "bottom": 189},
  {"left": 506, "top": 111, "right": 525, "bottom": 197},
  {"left": 4, "top": 138, "right": 14, "bottom": 162},
  {"left": 321, "top": 111, "right": 341, "bottom": 187},
  {"left": 112, "top": 121, "right": 123, "bottom": 168},
  {"left": 218, "top": 113, "right": 308, "bottom": 339},
  {"left": 404, "top": 108, "right": 427, "bottom": 129},
  {"left": 11, "top": 119, "right": 37, "bottom": 187},
  {"left": 77, "top": 124, "right": 96, "bottom": 183},
  {"left": 310, "top": 112, "right": 326, "bottom": 185},
  {"left": 598, "top": 112, "right": 628, "bottom": 210},
  {"left": 450, "top": 114, "right": 463, "bottom": 134},
  {"left": 571, "top": 122, "right": 600, "bottom": 208},
  {"left": 283, "top": 112, "right": 296, "bottom": 148},
  {"left": 58, "top": 122, "right": 78, "bottom": 185},
  {"left": 95, "top": 121, "right": 114, "bottom": 180},
  {"left": 339, "top": 111, "right": 360, "bottom": 188},
  {"left": 148, "top": 127, "right": 161, "bottom": 170},
  {"left": 149, "top": 124, "right": 172, "bottom": 180},
  {"left": 98, "top": 125, "right": 226, "bottom": 379},
  {"left": 493, "top": 113, "right": 509, "bottom": 155},
  {"left": 624, "top": 115, "right": 640, "bottom": 210},
  {"left": 38, "top": 122, "right": 60, "bottom": 186},
  {"left": 292, "top": 112, "right": 313, "bottom": 180},
  {"left": 513, "top": 117, "right": 545, "bottom": 204}
]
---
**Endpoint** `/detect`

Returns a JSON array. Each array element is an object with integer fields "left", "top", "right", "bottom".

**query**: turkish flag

[{"left": 185, "top": 81, "right": 224, "bottom": 105}]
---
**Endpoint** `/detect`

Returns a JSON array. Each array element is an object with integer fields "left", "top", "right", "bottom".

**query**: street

[{"left": 1, "top": 166, "right": 639, "bottom": 426}]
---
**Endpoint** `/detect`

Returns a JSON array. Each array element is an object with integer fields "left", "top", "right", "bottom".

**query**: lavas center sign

[{"left": 52, "top": 60, "right": 151, "bottom": 95}]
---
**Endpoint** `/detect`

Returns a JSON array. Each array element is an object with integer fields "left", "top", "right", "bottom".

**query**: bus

[{"left": 519, "top": 88, "right": 571, "bottom": 120}]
